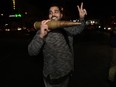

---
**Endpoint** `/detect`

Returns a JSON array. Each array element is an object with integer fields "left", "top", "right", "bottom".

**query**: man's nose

[{"left": 52, "top": 13, "right": 55, "bottom": 16}]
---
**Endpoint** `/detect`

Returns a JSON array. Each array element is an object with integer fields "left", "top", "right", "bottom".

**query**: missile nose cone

[{"left": 34, "top": 20, "right": 81, "bottom": 30}]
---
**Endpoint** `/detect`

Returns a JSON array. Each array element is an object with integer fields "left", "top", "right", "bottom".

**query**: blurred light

[
  {"left": 9, "top": 14, "right": 22, "bottom": 17},
  {"left": 12, "top": 0, "right": 15, "bottom": 10},
  {"left": 15, "top": 14, "right": 22, "bottom": 17},
  {"left": 1, "top": 14, "right": 4, "bottom": 16},
  {"left": 108, "top": 27, "right": 111, "bottom": 30},
  {"left": 5, "top": 29, "right": 10, "bottom": 31},
  {"left": 25, "top": 12, "right": 28, "bottom": 14},
  {"left": 104, "top": 27, "right": 106, "bottom": 30},
  {"left": 98, "top": 26, "right": 101, "bottom": 28},
  {"left": 5, "top": 24, "right": 8, "bottom": 26},
  {"left": 17, "top": 27, "right": 22, "bottom": 31}
]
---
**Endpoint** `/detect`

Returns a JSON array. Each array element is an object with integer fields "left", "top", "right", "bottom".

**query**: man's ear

[{"left": 61, "top": 14, "right": 63, "bottom": 18}]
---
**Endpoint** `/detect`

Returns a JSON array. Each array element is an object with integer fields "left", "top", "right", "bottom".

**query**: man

[
  {"left": 28, "top": 2, "right": 87, "bottom": 87},
  {"left": 108, "top": 28, "right": 116, "bottom": 83}
]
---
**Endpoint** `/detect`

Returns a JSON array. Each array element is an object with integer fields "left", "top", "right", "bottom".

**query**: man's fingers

[
  {"left": 77, "top": 2, "right": 84, "bottom": 11},
  {"left": 81, "top": 2, "right": 83, "bottom": 10},
  {"left": 84, "top": 9, "right": 87, "bottom": 15}
]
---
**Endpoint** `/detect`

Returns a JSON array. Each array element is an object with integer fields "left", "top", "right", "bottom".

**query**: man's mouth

[{"left": 51, "top": 17, "right": 57, "bottom": 20}]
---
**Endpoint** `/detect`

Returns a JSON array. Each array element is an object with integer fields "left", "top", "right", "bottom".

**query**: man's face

[{"left": 49, "top": 6, "right": 63, "bottom": 21}]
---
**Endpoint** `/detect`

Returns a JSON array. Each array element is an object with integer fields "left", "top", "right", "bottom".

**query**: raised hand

[{"left": 77, "top": 2, "right": 87, "bottom": 20}]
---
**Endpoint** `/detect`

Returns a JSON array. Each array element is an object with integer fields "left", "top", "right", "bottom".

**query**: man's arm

[
  {"left": 64, "top": 20, "right": 86, "bottom": 35},
  {"left": 28, "top": 20, "right": 51, "bottom": 56},
  {"left": 63, "top": 2, "right": 87, "bottom": 35},
  {"left": 28, "top": 30, "right": 45, "bottom": 56}
]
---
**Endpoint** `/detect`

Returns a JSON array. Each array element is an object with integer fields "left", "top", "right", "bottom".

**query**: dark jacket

[{"left": 28, "top": 20, "right": 86, "bottom": 79}]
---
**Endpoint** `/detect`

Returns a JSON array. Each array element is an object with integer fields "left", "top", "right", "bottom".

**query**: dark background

[
  {"left": 0, "top": 0, "right": 116, "bottom": 87},
  {"left": 0, "top": 0, "right": 115, "bottom": 18}
]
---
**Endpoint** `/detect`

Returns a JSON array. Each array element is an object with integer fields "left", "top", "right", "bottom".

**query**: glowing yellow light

[{"left": 12, "top": 0, "right": 15, "bottom": 10}]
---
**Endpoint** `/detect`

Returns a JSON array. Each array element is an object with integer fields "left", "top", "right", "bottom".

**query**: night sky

[{"left": 0, "top": 0, "right": 116, "bottom": 19}]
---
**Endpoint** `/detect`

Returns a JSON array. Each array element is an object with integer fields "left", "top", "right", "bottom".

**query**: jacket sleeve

[
  {"left": 64, "top": 20, "right": 86, "bottom": 35},
  {"left": 28, "top": 30, "right": 45, "bottom": 56}
]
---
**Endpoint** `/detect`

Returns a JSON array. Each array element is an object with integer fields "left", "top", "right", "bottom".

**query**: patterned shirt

[{"left": 28, "top": 20, "right": 85, "bottom": 79}]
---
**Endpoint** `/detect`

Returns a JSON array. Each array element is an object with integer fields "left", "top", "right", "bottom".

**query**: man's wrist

[{"left": 79, "top": 18, "right": 84, "bottom": 21}]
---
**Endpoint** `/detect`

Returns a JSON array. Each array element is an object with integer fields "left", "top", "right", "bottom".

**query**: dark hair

[
  {"left": 47, "top": 3, "right": 66, "bottom": 20},
  {"left": 48, "top": 3, "right": 64, "bottom": 14}
]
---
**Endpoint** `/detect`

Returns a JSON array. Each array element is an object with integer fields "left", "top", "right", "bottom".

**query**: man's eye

[
  {"left": 49, "top": 12, "right": 52, "bottom": 15},
  {"left": 55, "top": 11, "right": 60, "bottom": 13}
]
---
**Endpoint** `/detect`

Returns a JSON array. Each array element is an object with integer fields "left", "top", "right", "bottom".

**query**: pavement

[{"left": 0, "top": 30, "right": 115, "bottom": 87}]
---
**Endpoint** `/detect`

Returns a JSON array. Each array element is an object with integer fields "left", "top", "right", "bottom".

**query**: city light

[
  {"left": 15, "top": 14, "right": 22, "bottom": 17},
  {"left": 9, "top": 14, "right": 22, "bottom": 17}
]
